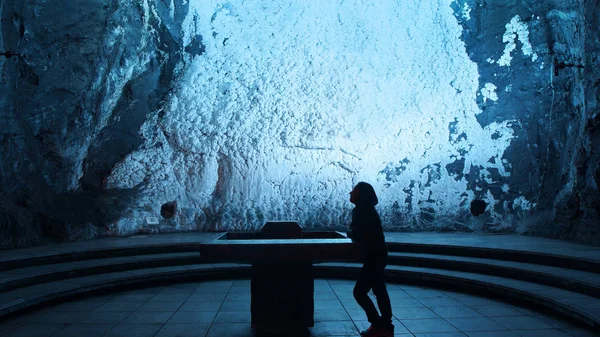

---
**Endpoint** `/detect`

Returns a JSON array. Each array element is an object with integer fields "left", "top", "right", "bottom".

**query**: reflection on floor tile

[
  {"left": 154, "top": 323, "right": 211, "bottom": 337},
  {"left": 53, "top": 323, "right": 115, "bottom": 337},
  {"left": 103, "top": 323, "right": 162, "bottom": 337},
  {"left": 1, "top": 323, "right": 66, "bottom": 337},
  {"left": 401, "top": 318, "right": 460, "bottom": 333}
]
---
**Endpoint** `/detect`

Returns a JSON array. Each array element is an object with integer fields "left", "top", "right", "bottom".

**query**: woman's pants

[{"left": 353, "top": 254, "right": 392, "bottom": 326}]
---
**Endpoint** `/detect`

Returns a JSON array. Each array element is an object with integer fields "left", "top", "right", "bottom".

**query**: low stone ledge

[
  {"left": 1, "top": 263, "right": 598, "bottom": 330},
  {"left": 386, "top": 243, "right": 600, "bottom": 272},
  {"left": 387, "top": 252, "right": 600, "bottom": 297}
]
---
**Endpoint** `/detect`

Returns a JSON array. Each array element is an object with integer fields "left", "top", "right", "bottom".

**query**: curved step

[
  {"left": 0, "top": 243, "right": 203, "bottom": 271},
  {"left": 387, "top": 242, "right": 600, "bottom": 272},
  {"left": 4, "top": 250, "right": 599, "bottom": 302},
  {"left": 388, "top": 252, "right": 600, "bottom": 297},
  {"left": 0, "top": 252, "right": 203, "bottom": 293},
  {"left": 4, "top": 239, "right": 599, "bottom": 274},
  {"left": 316, "top": 263, "right": 600, "bottom": 329},
  {"left": 0, "top": 263, "right": 251, "bottom": 320},
  {"left": 1, "top": 262, "right": 599, "bottom": 330}
]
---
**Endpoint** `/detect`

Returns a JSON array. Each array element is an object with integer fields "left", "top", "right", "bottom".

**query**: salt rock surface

[{"left": 108, "top": 0, "right": 515, "bottom": 232}]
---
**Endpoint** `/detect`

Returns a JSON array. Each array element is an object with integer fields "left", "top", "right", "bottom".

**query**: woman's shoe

[
  {"left": 384, "top": 323, "right": 395, "bottom": 336},
  {"left": 360, "top": 324, "right": 388, "bottom": 337}
]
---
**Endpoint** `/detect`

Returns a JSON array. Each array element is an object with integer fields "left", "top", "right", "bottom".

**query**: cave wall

[
  {"left": 457, "top": 0, "right": 599, "bottom": 244},
  {"left": 0, "top": 0, "right": 598, "bottom": 248},
  {"left": 0, "top": 0, "right": 198, "bottom": 247}
]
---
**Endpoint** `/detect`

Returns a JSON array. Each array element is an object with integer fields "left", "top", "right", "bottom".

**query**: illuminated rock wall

[
  {"left": 108, "top": 0, "right": 519, "bottom": 233},
  {"left": 1, "top": 0, "right": 598, "bottom": 247}
]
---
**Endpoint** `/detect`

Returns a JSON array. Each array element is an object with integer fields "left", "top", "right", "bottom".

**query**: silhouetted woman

[{"left": 347, "top": 182, "right": 393, "bottom": 337}]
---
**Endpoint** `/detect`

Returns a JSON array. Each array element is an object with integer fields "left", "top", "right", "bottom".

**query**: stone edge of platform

[
  {"left": 2, "top": 241, "right": 599, "bottom": 273},
  {"left": 0, "top": 264, "right": 598, "bottom": 331},
  {"left": 3, "top": 253, "right": 599, "bottom": 299}
]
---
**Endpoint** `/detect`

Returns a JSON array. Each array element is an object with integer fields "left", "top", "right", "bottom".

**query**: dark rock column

[
  {"left": 0, "top": 0, "right": 202, "bottom": 248},
  {"left": 453, "top": 0, "right": 599, "bottom": 245}
]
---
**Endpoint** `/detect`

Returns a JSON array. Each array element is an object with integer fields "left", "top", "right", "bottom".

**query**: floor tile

[
  {"left": 514, "top": 329, "right": 573, "bottom": 337},
  {"left": 206, "top": 323, "right": 254, "bottom": 337},
  {"left": 232, "top": 280, "right": 250, "bottom": 286},
  {"left": 561, "top": 328, "right": 599, "bottom": 337},
  {"left": 0, "top": 323, "right": 67, "bottom": 337},
  {"left": 119, "top": 287, "right": 163, "bottom": 295},
  {"left": 136, "top": 301, "right": 182, "bottom": 312},
  {"left": 430, "top": 306, "right": 483, "bottom": 318},
  {"left": 193, "top": 287, "right": 230, "bottom": 294},
  {"left": 314, "top": 309, "right": 351, "bottom": 321},
  {"left": 121, "top": 311, "right": 174, "bottom": 324},
  {"left": 414, "top": 333, "right": 468, "bottom": 337},
  {"left": 154, "top": 323, "right": 210, "bottom": 337},
  {"left": 0, "top": 323, "right": 21, "bottom": 336},
  {"left": 107, "top": 294, "right": 154, "bottom": 303},
  {"left": 444, "top": 291, "right": 472, "bottom": 298},
  {"left": 228, "top": 286, "right": 250, "bottom": 294},
  {"left": 147, "top": 294, "right": 190, "bottom": 303},
  {"left": 531, "top": 315, "right": 580, "bottom": 329},
  {"left": 346, "top": 309, "right": 369, "bottom": 321},
  {"left": 167, "top": 311, "right": 217, "bottom": 324},
  {"left": 177, "top": 301, "right": 223, "bottom": 312},
  {"left": 388, "top": 290, "right": 412, "bottom": 299},
  {"left": 78, "top": 311, "right": 131, "bottom": 324},
  {"left": 213, "top": 310, "right": 251, "bottom": 323},
  {"left": 340, "top": 299, "right": 363, "bottom": 310},
  {"left": 405, "top": 289, "right": 449, "bottom": 299},
  {"left": 331, "top": 285, "right": 355, "bottom": 292},
  {"left": 419, "top": 297, "right": 465, "bottom": 307},
  {"left": 158, "top": 287, "right": 196, "bottom": 294},
  {"left": 471, "top": 305, "right": 524, "bottom": 317},
  {"left": 393, "top": 306, "right": 440, "bottom": 319},
  {"left": 391, "top": 298, "right": 426, "bottom": 308},
  {"left": 310, "top": 321, "right": 358, "bottom": 336},
  {"left": 508, "top": 307, "right": 539, "bottom": 316},
  {"left": 335, "top": 291, "right": 356, "bottom": 300},
  {"left": 315, "top": 299, "right": 344, "bottom": 310},
  {"left": 202, "top": 280, "right": 234, "bottom": 287},
  {"left": 104, "top": 323, "right": 163, "bottom": 337},
  {"left": 187, "top": 293, "right": 227, "bottom": 302},
  {"left": 54, "top": 323, "right": 115, "bottom": 337},
  {"left": 327, "top": 279, "right": 356, "bottom": 285},
  {"left": 355, "top": 319, "right": 411, "bottom": 334},
  {"left": 315, "top": 283, "right": 337, "bottom": 290},
  {"left": 315, "top": 291, "right": 339, "bottom": 299},
  {"left": 463, "top": 331, "right": 521, "bottom": 337},
  {"left": 95, "top": 302, "right": 143, "bottom": 312},
  {"left": 490, "top": 316, "right": 553, "bottom": 330},
  {"left": 219, "top": 301, "right": 250, "bottom": 311},
  {"left": 455, "top": 296, "right": 505, "bottom": 306},
  {"left": 400, "top": 318, "right": 459, "bottom": 333},
  {"left": 49, "top": 301, "right": 105, "bottom": 312},
  {"left": 18, "top": 310, "right": 85, "bottom": 324},
  {"left": 224, "top": 293, "right": 250, "bottom": 302},
  {"left": 445, "top": 317, "right": 508, "bottom": 332}
]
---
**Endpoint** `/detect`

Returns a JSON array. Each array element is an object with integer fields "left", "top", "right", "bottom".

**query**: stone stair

[{"left": 0, "top": 240, "right": 598, "bottom": 331}]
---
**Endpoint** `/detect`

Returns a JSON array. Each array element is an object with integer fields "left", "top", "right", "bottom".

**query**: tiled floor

[{"left": 0, "top": 279, "right": 596, "bottom": 337}]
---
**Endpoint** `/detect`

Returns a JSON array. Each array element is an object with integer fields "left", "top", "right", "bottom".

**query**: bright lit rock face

[
  {"left": 108, "top": 0, "right": 513, "bottom": 232},
  {"left": 1, "top": 0, "right": 599, "bottom": 247}
]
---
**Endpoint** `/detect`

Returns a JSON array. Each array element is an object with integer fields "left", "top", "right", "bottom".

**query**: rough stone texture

[
  {"left": 0, "top": 0, "right": 598, "bottom": 248},
  {"left": 0, "top": 0, "right": 197, "bottom": 247},
  {"left": 452, "top": 0, "right": 599, "bottom": 244}
]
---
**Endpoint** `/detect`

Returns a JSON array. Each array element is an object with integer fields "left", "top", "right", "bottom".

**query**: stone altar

[{"left": 198, "top": 221, "right": 362, "bottom": 334}]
